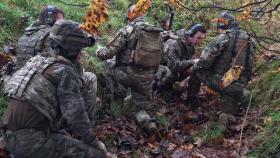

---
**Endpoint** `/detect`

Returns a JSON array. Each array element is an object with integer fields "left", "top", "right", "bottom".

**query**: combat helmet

[
  {"left": 217, "top": 12, "right": 240, "bottom": 30},
  {"left": 50, "top": 19, "right": 95, "bottom": 50}
]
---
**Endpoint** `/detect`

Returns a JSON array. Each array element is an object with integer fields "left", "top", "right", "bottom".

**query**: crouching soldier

[
  {"left": 154, "top": 24, "right": 206, "bottom": 102},
  {"left": 1, "top": 20, "right": 107, "bottom": 158},
  {"left": 187, "top": 12, "right": 255, "bottom": 126},
  {"left": 96, "top": 5, "right": 163, "bottom": 135}
]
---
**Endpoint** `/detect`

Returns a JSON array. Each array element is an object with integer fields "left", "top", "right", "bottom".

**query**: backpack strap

[{"left": 228, "top": 30, "right": 240, "bottom": 59}]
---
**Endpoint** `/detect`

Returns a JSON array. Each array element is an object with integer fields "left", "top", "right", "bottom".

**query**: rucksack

[
  {"left": 15, "top": 23, "right": 52, "bottom": 70},
  {"left": 131, "top": 26, "right": 163, "bottom": 68}
]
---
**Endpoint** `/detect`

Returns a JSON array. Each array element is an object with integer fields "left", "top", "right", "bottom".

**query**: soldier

[
  {"left": 187, "top": 12, "right": 255, "bottom": 125},
  {"left": 96, "top": 5, "right": 163, "bottom": 135},
  {"left": 15, "top": 5, "right": 97, "bottom": 127},
  {"left": 1, "top": 20, "right": 107, "bottom": 158},
  {"left": 15, "top": 5, "right": 64, "bottom": 70},
  {"left": 155, "top": 24, "right": 206, "bottom": 102}
]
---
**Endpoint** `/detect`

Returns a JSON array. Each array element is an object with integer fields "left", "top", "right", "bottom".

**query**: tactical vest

[
  {"left": 213, "top": 29, "right": 254, "bottom": 82},
  {"left": 15, "top": 24, "right": 52, "bottom": 70},
  {"left": 5, "top": 55, "right": 73, "bottom": 129}
]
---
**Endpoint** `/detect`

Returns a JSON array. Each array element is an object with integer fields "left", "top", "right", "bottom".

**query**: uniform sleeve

[
  {"left": 193, "top": 34, "right": 229, "bottom": 71},
  {"left": 165, "top": 40, "right": 195, "bottom": 72},
  {"left": 55, "top": 65, "right": 96, "bottom": 144},
  {"left": 97, "top": 28, "right": 128, "bottom": 60}
]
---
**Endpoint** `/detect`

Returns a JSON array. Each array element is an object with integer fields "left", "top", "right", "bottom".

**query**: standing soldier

[
  {"left": 155, "top": 24, "right": 206, "bottom": 102},
  {"left": 187, "top": 12, "right": 255, "bottom": 125},
  {"left": 96, "top": 5, "right": 163, "bottom": 135},
  {"left": 1, "top": 20, "right": 107, "bottom": 158}
]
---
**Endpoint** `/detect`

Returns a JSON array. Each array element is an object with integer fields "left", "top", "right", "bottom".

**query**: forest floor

[{"left": 95, "top": 84, "right": 261, "bottom": 158}]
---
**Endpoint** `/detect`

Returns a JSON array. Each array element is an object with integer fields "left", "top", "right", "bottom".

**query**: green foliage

[
  {"left": 156, "top": 114, "right": 169, "bottom": 129},
  {"left": 109, "top": 102, "right": 123, "bottom": 117},
  {"left": 247, "top": 59, "right": 280, "bottom": 157},
  {"left": 251, "top": 59, "right": 280, "bottom": 106},
  {"left": 0, "top": 2, "right": 27, "bottom": 47},
  {"left": 247, "top": 118, "right": 280, "bottom": 158},
  {"left": 85, "top": 56, "right": 105, "bottom": 75},
  {"left": 193, "top": 122, "right": 225, "bottom": 145}
]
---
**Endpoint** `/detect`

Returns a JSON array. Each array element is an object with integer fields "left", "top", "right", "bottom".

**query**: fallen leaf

[
  {"left": 193, "top": 137, "right": 202, "bottom": 147},
  {"left": 192, "top": 153, "right": 207, "bottom": 158},
  {"left": 181, "top": 144, "right": 194, "bottom": 152},
  {"left": 183, "top": 124, "right": 198, "bottom": 135},
  {"left": 80, "top": 0, "right": 109, "bottom": 35},
  {"left": 171, "top": 148, "right": 192, "bottom": 158},
  {"left": 167, "top": 143, "right": 178, "bottom": 151},
  {"left": 128, "top": 0, "right": 152, "bottom": 21},
  {"left": 220, "top": 65, "right": 244, "bottom": 89},
  {"left": 264, "top": 117, "right": 272, "bottom": 124}
]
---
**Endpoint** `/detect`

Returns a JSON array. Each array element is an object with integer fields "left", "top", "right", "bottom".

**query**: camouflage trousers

[
  {"left": 81, "top": 72, "right": 97, "bottom": 126},
  {"left": 188, "top": 70, "right": 246, "bottom": 115},
  {"left": 110, "top": 66, "right": 157, "bottom": 125},
  {"left": 3, "top": 129, "right": 105, "bottom": 158},
  {"left": 154, "top": 65, "right": 189, "bottom": 102},
  {"left": 111, "top": 66, "right": 156, "bottom": 111}
]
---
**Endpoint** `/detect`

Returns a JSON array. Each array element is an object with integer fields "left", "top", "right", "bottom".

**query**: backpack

[{"left": 131, "top": 26, "right": 163, "bottom": 68}]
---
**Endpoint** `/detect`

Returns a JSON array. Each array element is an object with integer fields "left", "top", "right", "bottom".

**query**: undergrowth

[{"left": 247, "top": 59, "right": 280, "bottom": 158}]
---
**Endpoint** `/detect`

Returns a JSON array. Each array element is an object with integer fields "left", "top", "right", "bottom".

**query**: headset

[
  {"left": 186, "top": 23, "right": 204, "bottom": 36},
  {"left": 45, "top": 5, "right": 56, "bottom": 25}
]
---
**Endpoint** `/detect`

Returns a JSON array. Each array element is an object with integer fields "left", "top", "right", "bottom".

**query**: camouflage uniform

[
  {"left": 155, "top": 33, "right": 196, "bottom": 101},
  {"left": 1, "top": 20, "right": 105, "bottom": 158},
  {"left": 96, "top": 17, "right": 160, "bottom": 125},
  {"left": 2, "top": 55, "right": 105, "bottom": 158},
  {"left": 15, "top": 20, "right": 97, "bottom": 126},
  {"left": 188, "top": 29, "right": 255, "bottom": 114},
  {"left": 15, "top": 20, "right": 53, "bottom": 70}
]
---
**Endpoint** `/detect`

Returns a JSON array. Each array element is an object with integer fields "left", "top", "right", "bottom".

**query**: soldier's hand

[
  {"left": 193, "top": 59, "right": 199, "bottom": 64},
  {"left": 95, "top": 45, "right": 104, "bottom": 57},
  {"left": 91, "top": 138, "right": 108, "bottom": 154}
]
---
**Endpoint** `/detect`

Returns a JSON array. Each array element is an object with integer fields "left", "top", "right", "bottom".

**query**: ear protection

[
  {"left": 186, "top": 23, "right": 204, "bottom": 36},
  {"left": 45, "top": 5, "right": 56, "bottom": 25}
]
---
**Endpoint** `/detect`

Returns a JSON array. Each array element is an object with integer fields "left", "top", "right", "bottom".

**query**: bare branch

[
  {"left": 57, "top": 0, "right": 88, "bottom": 7},
  {"left": 248, "top": 23, "right": 280, "bottom": 54}
]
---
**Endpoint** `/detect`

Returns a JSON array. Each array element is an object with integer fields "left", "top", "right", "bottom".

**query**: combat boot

[
  {"left": 135, "top": 110, "right": 158, "bottom": 136},
  {"left": 218, "top": 112, "right": 236, "bottom": 128}
]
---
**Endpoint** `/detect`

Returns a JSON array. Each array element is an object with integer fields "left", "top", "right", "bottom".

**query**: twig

[
  {"left": 57, "top": 0, "right": 88, "bottom": 7},
  {"left": 237, "top": 92, "right": 253, "bottom": 158}
]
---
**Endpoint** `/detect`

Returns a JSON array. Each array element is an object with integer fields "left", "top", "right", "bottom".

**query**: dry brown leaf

[
  {"left": 236, "top": 0, "right": 252, "bottom": 21},
  {"left": 181, "top": 144, "right": 194, "bottom": 152},
  {"left": 193, "top": 137, "right": 202, "bottom": 147},
  {"left": 128, "top": 0, "right": 152, "bottom": 21},
  {"left": 192, "top": 153, "right": 207, "bottom": 158},
  {"left": 166, "top": 0, "right": 185, "bottom": 11},
  {"left": 264, "top": 117, "right": 272, "bottom": 124},
  {"left": 80, "top": 0, "right": 109, "bottom": 35},
  {"left": 167, "top": 143, "right": 178, "bottom": 151},
  {"left": 0, "top": 53, "right": 12, "bottom": 66},
  {"left": 220, "top": 65, "right": 244, "bottom": 89},
  {"left": 211, "top": 17, "right": 229, "bottom": 26},
  {"left": 183, "top": 124, "right": 198, "bottom": 135}
]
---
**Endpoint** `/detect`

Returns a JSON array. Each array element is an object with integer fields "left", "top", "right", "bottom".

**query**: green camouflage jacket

[
  {"left": 162, "top": 35, "right": 195, "bottom": 79},
  {"left": 96, "top": 17, "right": 152, "bottom": 65},
  {"left": 193, "top": 29, "right": 255, "bottom": 82}
]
